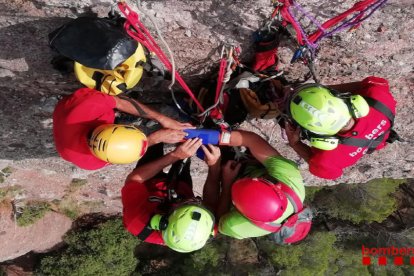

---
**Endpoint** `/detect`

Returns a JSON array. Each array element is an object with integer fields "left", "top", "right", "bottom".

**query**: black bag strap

[
  {"left": 364, "top": 97, "right": 395, "bottom": 126},
  {"left": 340, "top": 132, "right": 388, "bottom": 153},
  {"left": 338, "top": 96, "right": 398, "bottom": 152},
  {"left": 136, "top": 219, "right": 154, "bottom": 241},
  {"left": 92, "top": 71, "right": 104, "bottom": 91}
]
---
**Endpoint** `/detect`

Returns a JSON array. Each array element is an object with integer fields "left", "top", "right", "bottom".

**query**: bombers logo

[{"left": 349, "top": 119, "right": 388, "bottom": 157}]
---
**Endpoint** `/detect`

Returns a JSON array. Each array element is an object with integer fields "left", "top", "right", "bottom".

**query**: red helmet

[{"left": 231, "top": 178, "right": 288, "bottom": 222}]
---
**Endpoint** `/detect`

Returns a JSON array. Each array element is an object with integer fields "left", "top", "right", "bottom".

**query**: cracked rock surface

[{"left": 0, "top": 0, "right": 412, "bottom": 262}]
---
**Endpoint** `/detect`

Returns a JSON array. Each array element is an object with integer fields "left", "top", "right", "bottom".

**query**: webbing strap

[
  {"left": 339, "top": 97, "right": 395, "bottom": 153},
  {"left": 364, "top": 97, "right": 394, "bottom": 126},
  {"left": 253, "top": 176, "right": 303, "bottom": 232},
  {"left": 264, "top": 175, "right": 303, "bottom": 212},
  {"left": 340, "top": 132, "right": 387, "bottom": 152},
  {"left": 280, "top": 182, "right": 303, "bottom": 212},
  {"left": 137, "top": 219, "right": 154, "bottom": 240},
  {"left": 92, "top": 71, "right": 104, "bottom": 91}
]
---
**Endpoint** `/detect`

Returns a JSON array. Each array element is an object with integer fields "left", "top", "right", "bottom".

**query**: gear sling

[
  {"left": 339, "top": 97, "right": 400, "bottom": 153},
  {"left": 253, "top": 176, "right": 313, "bottom": 245}
]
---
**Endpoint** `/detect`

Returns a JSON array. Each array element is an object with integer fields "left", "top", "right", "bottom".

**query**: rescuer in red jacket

[
  {"left": 53, "top": 88, "right": 193, "bottom": 170},
  {"left": 285, "top": 76, "right": 397, "bottom": 180}
]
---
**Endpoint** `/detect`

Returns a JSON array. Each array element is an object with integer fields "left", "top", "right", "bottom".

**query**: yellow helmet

[
  {"left": 74, "top": 43, "right": 147, "bottom": 95},
  {"left": 89, "top": 124, "right": 148, "bottom": 164}
]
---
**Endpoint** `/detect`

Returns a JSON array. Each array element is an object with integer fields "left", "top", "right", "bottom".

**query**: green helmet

[
  {"left": 289, "top": 85, "right": 351, "bottom": 135},
  {"left": 158, "top": 205, "right": 214, "bottom": 253}
]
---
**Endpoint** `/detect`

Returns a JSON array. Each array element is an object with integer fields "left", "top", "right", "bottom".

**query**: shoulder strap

[
  {"left": 279, "top": 183, "right": 303, "bottom": 213},
  {"left": 254, "top": 175, "right": 303, "bottom": 232},
  {"left": 340, "top": 132, "right": 387, "bottom": 148},
  {"left": 136, "top": 219, "right": 154, "bottom": 240},
  {"left": 364, "top": 97, "right": 394, "bottom": 126},
  {"left": 263, "top": 175, "right": 303, "bottom": 212},
  {"left": 338, "top": 97, "right": 396, "bottom": 152}
]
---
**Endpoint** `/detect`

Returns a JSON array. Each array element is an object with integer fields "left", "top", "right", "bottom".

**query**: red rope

[
  {"left": 274, "top": 0, "right": 381, "bottom": 46},
  {"left": 307, "top": 0, "right": 378, "bottom": 44},
  {"left": 118, "top": 2, "right": 205, "bottom": 112},
  {"left": 215, "top": 58, "right": 227, "bottom": 103}
]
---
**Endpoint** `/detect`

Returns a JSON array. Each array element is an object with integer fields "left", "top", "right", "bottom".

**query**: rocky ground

[{"left": 0, "top": 0, "right": 413, "bottom": 264}]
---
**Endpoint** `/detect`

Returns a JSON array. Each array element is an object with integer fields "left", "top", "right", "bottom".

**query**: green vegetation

[
  {"left": 259, "top": 231, "right": 339, "bottom": 276},
  {"left": 304, "top": 186, "right": 323, "bottom": 205},
  {"left": 0, "top": 166, "right": 13, "bottom": 183},
  {"left": 55, "top": 198, "right": 105, "bottom": 220},
  {"left": 13, "top": 178, "right": 413, "bottom": 275},
  {"left": 312, "top": 178, "right": 404, "bottom": 223},
  {"left": 183, "top": 240, "right": 227, "bottom": 274},
  {"left": 16, "top": 201, "right": 51, "bottom": 227},
  {"left": 37, "top": 218, "right": 139, "bottom": 276},
  {"left": 0, "top": 185, "right": 23, "bottom": 201},
  {"left": 60, "top": 205, "right": 80, "bottom": 220}
]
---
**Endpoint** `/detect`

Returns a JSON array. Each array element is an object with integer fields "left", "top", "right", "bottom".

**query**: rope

[
  {"left": 314, "top": 0, "right": 388, "bottom": 44},
  {"left": 135, "top": 0, "right": 176, "bottom": 90},
  {"left": 197, "top": 45, "right": 236, "bottom": 120},
  {"left": 291, "top": 0, "right": 325, "bottom": 34},
  {"left": 286, "top": 6, "right": 318, "bottom": 52},
  {"left": 276, "top": 0, "right": 388, "bottom": 49},
  {"left": 118, "top": 1, "right": 205, "bottom": 112}
]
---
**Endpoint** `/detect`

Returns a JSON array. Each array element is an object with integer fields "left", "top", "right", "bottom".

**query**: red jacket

[
  {"left": 53, "top": 88, "right": 116, "bottom": 170},
  {"left": 121, "top": 178, "right": 194, "bottom": 244},
  {"left": 309, "top": 77, "right": 397, "bottom": 179}
]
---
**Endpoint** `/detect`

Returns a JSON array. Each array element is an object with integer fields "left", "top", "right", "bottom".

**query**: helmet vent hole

[
  {"left": 293, "top": 96, "right": 302, "bottom": 105},
  {"left": 328, "top": 100, "right": 334, "bottom": 106},
  {"left": 328, "top": 108, "right": 335, "bottom": 113},
  {"left": 112, "top": 127, "right": 118, "bottom": 134},
  {"left": 102, "top": 140, "right": 107, "bottom": 151},
  {"left": 191, "top": 212, "right": 201, "bottom": 221}
]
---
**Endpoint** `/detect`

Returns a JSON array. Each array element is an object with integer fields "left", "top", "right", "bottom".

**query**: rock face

[
  {"left": 0, "top": 203, "right": 72, "bottom": 262},
  {"left": 0, "top": 0, "right": 413, "bottom": 262}
]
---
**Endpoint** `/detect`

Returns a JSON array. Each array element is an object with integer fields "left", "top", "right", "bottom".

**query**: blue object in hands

[
  {"left": 196, "top": 148, "right": 205, "bottom": 160},
  {"left": 184, "top": 129, "right": 220, "bottom": 145}
]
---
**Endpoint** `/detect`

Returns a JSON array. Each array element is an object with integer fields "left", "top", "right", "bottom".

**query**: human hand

[
  {"left": 148, "top": 129, "right": 187, "bottom": 145},
  {"left": 221, "top": 160, "right": 242, "bottom": 187},
  {"left": 159, "top": 116, "right": 195, "bottom": 130},
  {"left": 285, "top": 121, "right": 301, "bottom": 147},
  {"left": 171, "top": 138, "right": 202, "bottom": 159},
  {"left": 201, "top": 144, "right": 221, "bottom": 167}
]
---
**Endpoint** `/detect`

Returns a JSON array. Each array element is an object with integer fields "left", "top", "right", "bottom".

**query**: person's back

[
  {"left": 122, "top": 176, "right": 194, "bottom": 244},
  {"left": 219, "top": 155, "right": 305, "bottom": 239},
  {"left": 196, "top": 129, "right": 310, "bottom": 242},
  {"left": 53, "top": 87, "right": 192, "bottom": 170},
  {"left": 53, "top": 88, "right": 116, "bottom": 170},
  {"left": 286, "top": 76, "right": 397, "bottom": 179},
  {"left": 121, "top": 139, "right": 218, "bottom": 252}
]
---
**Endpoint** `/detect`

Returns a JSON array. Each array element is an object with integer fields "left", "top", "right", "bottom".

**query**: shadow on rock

[{"left": 0, "top": 17, "right": 83, "bottom": 160}]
